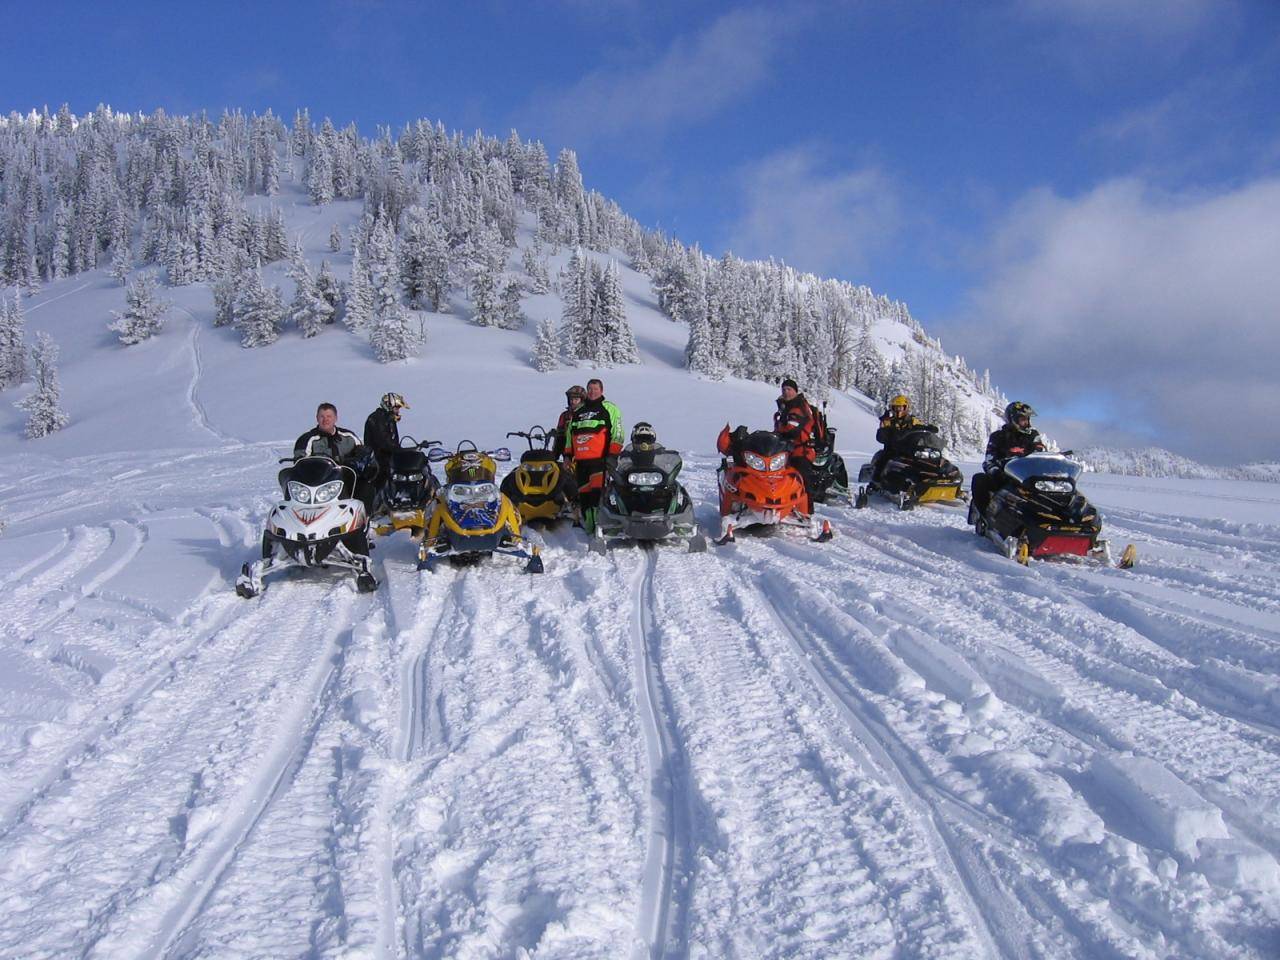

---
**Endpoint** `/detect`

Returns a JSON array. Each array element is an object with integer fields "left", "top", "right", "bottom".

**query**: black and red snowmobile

[{"left": 972, "top": 452, "right": 1135, "bottom": 568}]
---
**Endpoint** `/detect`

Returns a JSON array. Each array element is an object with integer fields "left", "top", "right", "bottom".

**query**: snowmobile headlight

[
  {"left": 448, "top": 482, "right": 497, "bottom": 503},
  {"left": 628, "top": 471, "right": 664, "bottom": 487},
  {"left": 744, "top": 451, "right": 768, "bottom": 471},
  {"left": 1034, "top": 479, "right": 1073, "bottom": 494},
  {"left": 393, "top": 472, "right": 423, "bottom": 482},
  {"left": 287, "top": 481, "right": 313, "bottom": 504},
  {"left": 313, "top": 480, "right": 344, "bottom": 504},
  {"left": 767, "top": 452, "right": 789, "bottom": 472}
]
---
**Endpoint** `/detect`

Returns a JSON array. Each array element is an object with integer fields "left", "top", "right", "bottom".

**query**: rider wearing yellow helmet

[{"left": 870, "top": 394, "right": 923, "bottom": 483}]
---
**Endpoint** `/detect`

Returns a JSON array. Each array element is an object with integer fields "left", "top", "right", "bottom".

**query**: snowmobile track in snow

[{"left": 630, "top": 547, "right": 695, "bottom": 960}]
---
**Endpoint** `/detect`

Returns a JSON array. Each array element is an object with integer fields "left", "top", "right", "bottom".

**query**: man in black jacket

[
  {"left": 969, "top": 401, "right": 1047, "bottom": 521},
  {"left": 293, "top": 402, "right": 375, "bottom": 512},
  {"left": 364, "top": 393, "right": 409, "bottom": 480}
]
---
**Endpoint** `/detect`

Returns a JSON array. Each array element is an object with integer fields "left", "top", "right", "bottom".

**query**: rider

[
  {"left": 293, "top": 402, "right": 377, "bottom": 512},
  {"left": 969, "top": 401, "right": 1047, "bottom": 521},
  {"left": 774, "top": 377, "right": 816, "bottom": 495},
  {"left": 870, "top": 394, "right": 925, "bottom": 484},
  {"left": 551, "top": 385, "right": 586, "bottom": 463},
  {"left": 567, "top": 378, "right": 623, "bottom": 533},
  {"left": 364, "top": 392, "right": 410, "bottom": 486}
]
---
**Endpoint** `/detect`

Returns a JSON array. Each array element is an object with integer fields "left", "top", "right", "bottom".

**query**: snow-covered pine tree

[
  {"left": 530, "top": 317, "right": 559, "bottom": 372},
  {"left": 369, "top": 302, "right": 422, "bottom": 363},
  {"left": 16, "top": 333, "right": 68, "bottom": 438},
  {"left": 468, "top": 227, "right": 505, "bottom": 327},
  {"left": 521, "top": 241, "right": 550, "bottom": 294},
  {"left": 211, "top": 273, "right": 239, "bottom": 327},
  {"left": 596, "top": 260, "right": 637, "bottom": 363},
  {"left": 109, "top": 273, "right": 170, "bottom": 345},
  {"left": 499, "top": 278, "right": 525, "bottom": 330},
  {"left": 557, "top": 248, "right": 595, "bottom": 361},
  {"left": 314, "top": 261, "right": 342, "bottom": 327},
  {"left": 286, "top": 260, "right": 331, "bottom": 338},
  {"left": 234, "top": 268, "right": 284, "bottom": 347},
  {"left": 329, "top": 223, "right": 341, "bottom": 252},
  {"left": 110, "top": 236, "right": 132, "bottom": 286},
  {"left": 0, "top": 292, "right": 27, "bottom": 388},
  {"left": 344, "top": 236, "right": 373, "bottom": 331}
]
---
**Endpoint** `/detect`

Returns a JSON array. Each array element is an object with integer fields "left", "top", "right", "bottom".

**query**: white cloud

[
  {"left": 723, "top": 145, "right": 900, "bottom": 279},
  {"left": 954, "top": 177, "right": 1280, "bottom": 463},
  {"left": 524, "top": 6, "right": 810, "bottom": 144},
  {"left": 1015, "top": 0, "right": 1224, "bottom": 45}
]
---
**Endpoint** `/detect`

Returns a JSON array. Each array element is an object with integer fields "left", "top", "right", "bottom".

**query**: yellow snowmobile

[
  {"left": 501, "top": 426, "right": 578, "bottom": 524},
  {"left": 419, "top": 441, "right": 544, "bottom": 573}
]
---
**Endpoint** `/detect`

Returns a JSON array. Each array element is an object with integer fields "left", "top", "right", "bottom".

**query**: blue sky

[{"left": 8, "top": 0, "right": 1280, "bottom": 462}]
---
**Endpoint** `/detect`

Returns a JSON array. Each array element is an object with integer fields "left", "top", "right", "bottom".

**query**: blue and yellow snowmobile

[{"left": 419, "top": 441, "right": 544, "bottom": 573}]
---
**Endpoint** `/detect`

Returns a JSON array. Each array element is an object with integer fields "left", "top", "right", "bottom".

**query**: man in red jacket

[{"left": 774, "top": 377, "right": 816, "bottom": 495}]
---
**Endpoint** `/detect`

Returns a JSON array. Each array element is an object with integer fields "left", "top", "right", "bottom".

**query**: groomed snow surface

[{"left": 3, "top": 257, "right": 1280, "bottom": 957}]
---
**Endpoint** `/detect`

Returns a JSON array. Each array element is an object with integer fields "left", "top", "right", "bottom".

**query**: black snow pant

[
  {"left": 970, "top": 471, "right": 1003, "bottom": 515},
  {"left": 789, "top": 455, "right": 815, "bottom": 501}
]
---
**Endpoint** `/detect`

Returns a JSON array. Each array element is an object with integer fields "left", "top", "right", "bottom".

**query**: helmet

[
  {"left": 381, "top": 392, "right": 409, "bottom": 412},
  {"left": 631, "top": 421, "right": 657, "bottom": 450},
  {"left": 890, "top": 394, "right": 909, "bottom": 413},
  {"left": 1005, "top": 401, "right": 1036, "bottom": 431}
]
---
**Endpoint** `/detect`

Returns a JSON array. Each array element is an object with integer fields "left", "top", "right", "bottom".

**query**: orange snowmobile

[{"left": 715, "top": 425, "right": 833, "bottom": 545}]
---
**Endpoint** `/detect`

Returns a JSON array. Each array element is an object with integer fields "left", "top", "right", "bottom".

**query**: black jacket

[
  {"left": 294, "top": 426, "right": 363, "bottom": 463},
  {"left": 875, "top": 412, "right": 927, "bottom": 451},
  {"left": 983, "top": 425, "right": 1045, "bottom": 473},
  {"left": 363, "top": 408, "right": 401, "bottom": 464}
]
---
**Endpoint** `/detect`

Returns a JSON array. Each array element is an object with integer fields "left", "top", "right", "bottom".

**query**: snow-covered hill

[{"left": 1, "top": 109, "right": 1279, "bottom": 959}]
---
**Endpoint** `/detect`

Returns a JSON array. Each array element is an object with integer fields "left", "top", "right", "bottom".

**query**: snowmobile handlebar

[
  {"left": 506, "top": 426, "right": 553, "bottom": 450},
  {"left": 427, "top": 445, "right": 512, "bottom": 463},
  {"left": 400, "top": 436, "right": 443, "bottom": 451}
]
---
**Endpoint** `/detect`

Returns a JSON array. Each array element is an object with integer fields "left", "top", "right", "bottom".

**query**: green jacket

[{"left": 568, "top": 398, "right": 624, "bottom": 456}]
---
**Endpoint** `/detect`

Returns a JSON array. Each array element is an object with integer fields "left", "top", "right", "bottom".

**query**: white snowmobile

[{"left": 235, "top": 455, "right": 378, "bottom": 597}]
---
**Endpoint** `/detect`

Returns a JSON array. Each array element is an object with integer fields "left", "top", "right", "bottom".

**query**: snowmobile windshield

[
  {"left": 745, "top": 431, "right": 790, "bottom": 457},
  {"left": 899, "top": 429, "right": 945, "bottom": 458},
  {"left": 1003, "top": 453, "right": 1082, "bottom": 485},
  {"left": 391, "top": 448, "right": 428, "bottom": 473},
  {"left": 290, "top": 457, "right": 343, "bottom": 486},
  {"left": 619, "top": 449, "right": 681, "bottom": 485}
]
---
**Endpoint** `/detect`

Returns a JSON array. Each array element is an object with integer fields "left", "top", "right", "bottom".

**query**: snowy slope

[{"left": 2, "top": 182, "right": 1280, "bottom": 959}]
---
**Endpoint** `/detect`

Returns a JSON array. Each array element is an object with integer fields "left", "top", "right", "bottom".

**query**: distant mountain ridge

[{"left": 1077, "top": 446, "right": 1280, "bottom": 483}]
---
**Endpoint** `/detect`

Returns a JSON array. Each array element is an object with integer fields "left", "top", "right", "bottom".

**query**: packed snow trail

[{"left": 0, "top": 450, "right": 1278, "bottom": 958}]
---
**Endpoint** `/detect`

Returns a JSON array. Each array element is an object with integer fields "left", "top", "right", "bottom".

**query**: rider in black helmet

[{"left": 969, "top": 401, "right": 1046, "bottom": 521}]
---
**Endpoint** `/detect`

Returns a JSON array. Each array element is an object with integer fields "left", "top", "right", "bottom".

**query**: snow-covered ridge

[
  {"left": 0, "top": 105, "right": 1002, "bottom": 455},
  {"left": 1078, "top": 446, "right": 1280, "bottom": 483}
]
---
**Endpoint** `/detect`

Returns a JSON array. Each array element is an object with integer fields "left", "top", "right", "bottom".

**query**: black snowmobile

[
  {"left": 972, "top": 451, "right": 1136, "bottom": 568},
  {"left": 236, "top": 455, "right": 377, "bottom": 597},
  {"left": 372, "top": 436, "right": 442, "bottom": 540},
  {"left": 591, "top": 436, "right": 706, "bottom": 554},
  {"left": 855, "top": 427, "right": 964, "bottom": 510},
  {"left": 809, "top": 435, "right": 851, "bottom": 504}
]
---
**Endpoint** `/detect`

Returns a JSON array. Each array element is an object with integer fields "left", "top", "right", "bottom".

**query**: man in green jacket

[{"left": 567, "top": 378, "right": 623, "bottom": 533}]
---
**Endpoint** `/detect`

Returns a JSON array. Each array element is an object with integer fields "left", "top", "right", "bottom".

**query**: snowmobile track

[
  {"left": 630, "top": 547, "right": 695, "bottom": 960},
  {"left": 738, "top": 565, "right": 1029, "bottom": 960}
]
